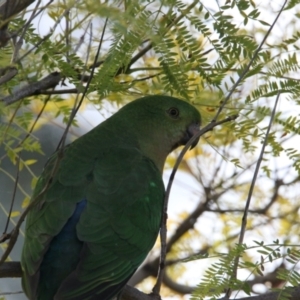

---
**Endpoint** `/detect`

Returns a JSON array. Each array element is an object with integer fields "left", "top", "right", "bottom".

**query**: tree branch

[
  {"left": 226, "top": 92, "right": 281, "bottom": 298},
  {"left": 0, "top": 72, "right": 62, "bottom": 105},
  {"left": 153, "top": 114, "right": 239, "bottom": 295},
  {"left": 0, "top": 66, "right": 18, "bottom": 85},
  {"left": 0, "top": 0, "right": 35, "bottom": 21},
  {"left": 0, "top": 0, "right": 35, "bottom": 46},
  {"left": 0, "top": 261, "right": 22, "bottom": 278},
  {"left": 1, "top": 261, "right": 300, "bottom": 300}
]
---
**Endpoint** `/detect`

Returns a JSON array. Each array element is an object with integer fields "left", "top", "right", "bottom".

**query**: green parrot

[{"left": 21, "top": 95, "right": 201, "bottom": 300}]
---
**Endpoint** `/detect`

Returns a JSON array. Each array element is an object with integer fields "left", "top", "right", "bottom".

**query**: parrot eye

[{"left": 167, "top": 107, "right": 180, "bottom": 118}]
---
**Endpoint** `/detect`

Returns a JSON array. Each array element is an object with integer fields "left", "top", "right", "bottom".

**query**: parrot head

[{"left": 114, "top": 95, "right": 201, "bottom": 172}]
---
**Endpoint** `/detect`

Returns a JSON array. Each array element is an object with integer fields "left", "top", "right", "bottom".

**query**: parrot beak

[
  {"left": 172, "top": 122, "right": 201, "bottom": 151},
  {"left": 187, "top": 122, "right": 201, "bottom": 149}
]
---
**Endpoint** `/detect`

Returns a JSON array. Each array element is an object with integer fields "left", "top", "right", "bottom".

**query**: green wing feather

[
  {"left": 22, "top": 143, "right": 164, "bottom": 299},
  {"left": 57, "top": 147, "right": 164, "bottom": 299}
]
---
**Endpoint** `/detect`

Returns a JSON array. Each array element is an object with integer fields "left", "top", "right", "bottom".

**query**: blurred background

[{"left": 1, "top": 0, "right": 300, "bottom": 299}]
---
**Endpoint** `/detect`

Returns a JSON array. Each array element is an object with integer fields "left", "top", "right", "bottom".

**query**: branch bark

[
  {"left": 0, "top": 0, "right": 35, "bottom": 21},
  {"left": 0, "top": 72, "right": 62, "bottom": 105},
  {"left": 0, "top": 261, "right": 22, "bottom": 278},
  {"left": 1, "top": 261, "right": 300, "bottom": 300},
  {"left": 0, "top": 0, "right": 35, "bottom": 46}
]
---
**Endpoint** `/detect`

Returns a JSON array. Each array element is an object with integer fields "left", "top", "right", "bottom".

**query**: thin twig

[
  {"left": 0, "top": 66, "right": 17, "bottom": 85},
  {"left": 0, "top": 142, "right": 63, "bottom": 264},
  {"left": 56, "top": 18, "right": 107, "bottom": 151},
  {"left": 0, "top": 101, "right": 52, "bottom": 262},
  {"left": 0, "top": 291, "right": 23, "bottom": 296},
  {"left": 213, "top": 0, "right": 288, "bottom": 122},
  {"left": 225, "top": 92, "right": 281, "bottom": 298},
  {"left": 15, "top": 2, "right": 74, "bottom": 64},
  {"left": 64, "top": 0, "right": 70, "bottom": 64},
  {"left": 73, "top": 19, "right": 91, "bottom": 53},
  {"left": 0, "top": 95, "right": 23, "bottom": 146},
  {"left": 152, "top": 114, "right": 238, "bottom": 295},
  {"left": 3, "top": 155, "right": 20, "bottom": 234},
  {"left": 12, "top": 0, "right": 42, "bottom": 63},
  {"left": 0, "top": 97, "right": 49, "bottom": 162},
  {"left": 37, "top": 88, "right": 78, "bottom": 95}
]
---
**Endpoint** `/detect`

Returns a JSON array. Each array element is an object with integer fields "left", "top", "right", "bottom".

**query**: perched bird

[{"left": 21, "top": 95, "right": 201, "bottom": 300}]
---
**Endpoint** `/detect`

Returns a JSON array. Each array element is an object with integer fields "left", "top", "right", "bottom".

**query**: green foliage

[
  {"left": 191, "top": 244, "right": 251, "bottom": 300},
  {"left": 271, "top": 248, "right": 300, "bottom": 300},
  {"left": 190, "top": 242, "right": 300, "bottom": 300}
]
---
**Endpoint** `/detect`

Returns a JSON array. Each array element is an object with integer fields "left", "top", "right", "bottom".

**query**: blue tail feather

[{"left": 38, "top": 200, "right": 87, "bottom": 300}]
